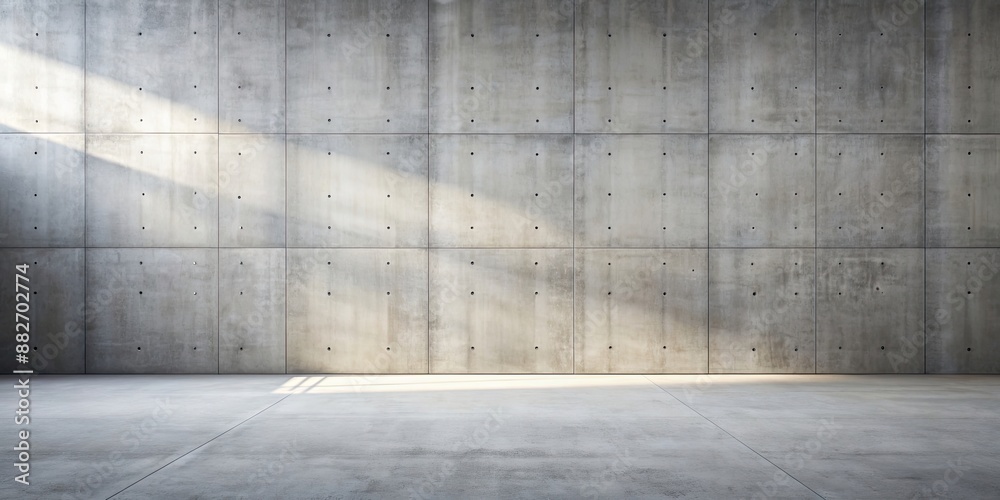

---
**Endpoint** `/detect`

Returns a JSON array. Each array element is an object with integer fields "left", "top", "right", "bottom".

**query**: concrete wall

[{"left": 1, "top": 0, "right": 998, "bottom": 374}]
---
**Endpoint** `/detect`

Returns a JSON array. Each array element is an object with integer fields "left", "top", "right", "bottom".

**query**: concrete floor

[{"left": 2, "top": 375, "right": 998, "bottom": 499}]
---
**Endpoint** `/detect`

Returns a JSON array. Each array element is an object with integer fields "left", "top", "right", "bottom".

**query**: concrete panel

[
  {"left": 86, "top": 248, "right": 219, "bottom": 373},
  {"left": 927, "top": 135, "right": 1000, "bottom": 247},
  {"left": 429, "top": 249, "right": 572, "bottom": 373},
  {"left": 220, "top": 248, "right": 286, "bottom": 374},
  {"left": 575, "top": 0, "right": 708, "bottom": 133},
  {"left": 575, "top": 249, "right": 707, "bottom": 373},
  {"left": 219, "top": 134, "right": 285, "bottom": 247},
  {"left": 927, "top": 0, "right": 1000, "bottom": 133},
  {"left": 85, "top": 0, "right": 219, "bottom": 133},
  {"left": 0, "top": 134, "right": 84, "bottom": 247},
  {"left": 709, "top": 135, "right": 815, "bottom": 247},
  {"left": 220, "top": 0, "right": 285, "bottom": 133},
  {"left": 286, "top": 134, "right": 427, "bottom": 248},
  {"left": 817, "top": 135, "right": 924, "bottom": 247},
  {"left": 429, "top": 0, "right": 573, "bottom": 133},
  {"left": 0, "top": 248, "right": 84, "bottom": 373},
  {"left": 430, "top": 134, "right": 573, "bottom": 248},
  {"left": 286, "top": 0, "right": 428, "bottom": 133},
  {"left": 286, "top": 249, "right": 428, "bottom": 373},
  {"left": 816, "top": 249, "right": 923, "bottom": 373},
  {"left": 709, "top": 249, "right": 815, "bottom": 373},
  {"left": 816, "top": 0, "right": 923, "bottom": 133},
  {"left": 577, "top": 134, "right": 708, "bottom": 247},
  {"left": 708, "top": 0, "right": 814, "bottom": 133},
  {"left": 86, "top": 134, "right": 219, "bottom": 247},
  {"left": 926, "top": 249, "right": 1000, "bottom": 374},
  {"left": 0, "top": 0, "right": 85, "bottom": 133}
]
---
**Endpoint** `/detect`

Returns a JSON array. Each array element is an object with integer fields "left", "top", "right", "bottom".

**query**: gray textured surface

[
  {"left": 85, "top": 248, "right": 219, "bottom": 373},
  {"left": 86, "top": 134, "right": 219, "bottom": 247},
  {"left": 926, "top": 249, "right": 1000, "bottom": 373},
  {"left": 286, "top": 134, "right": 428, "bottom": 248},
  {"left": 708, "top": 0, "right": 815, "bottom": 133},
  {"left": 85, "top": 0, "right": 219, "bottom": 133},
  {"left": 575, "top": 249, "right": 708, "bottom": 373},
  {"left": 575, "top": 0, "right": 708, "bottom": 133},
  {"left": 430, "top": 134, "right": 573, "bottom": 247},
  {"left": 429, "top": 0, "right": 574, "bottom": 133},
  {"left": 576, "top": 134, "right": 708, "bottom": 247},
  {"left": 0, "top": 0, "right": 85, "bottom": 133},
  {"left": 287, "top": 249, "right": 428, "bottom": 374},
  {"left": 0, "top": 249, "right": 85, "bottom": 373},
  {"left": 219, "top": 0, "right": 285, "bottom": 133},
  {"left": 2, "top": 0, "right": 999, "bottom": 374},
  {"left": 709, "top": 134, "right": 815, "bottom": 247},
  {"left": 709, "top": 249, "right": 816, "bottom": 373},
  {"left": 816, "top": 134, "right": 924, "bottom": 247},
  {"left": 0, "top": 134, "right": 85, "bottom": 247},
  {"left": 5, "top": 374, "right": 1000, "bottom": 499},
  {"left": 218, "top": 134, "right": 286, "bottom": 247},
  {"left": 219, "top": 248, "right": 286, "bottom": 374},
  {"left": 926, "top": 0, "right": 1000, "bottom": 133},
  {"left": 816, "top": 249, "right": 924, "bottom": 374},
  {"left": 926, "top": 135, "right": 1000, "bottom": 247},
  {"left": 816, "top": 0, "right": 924, "bottom": 133},
  {"left": 287, "top": 0, "right": 428, "bottom": 133},
  {"left": 429, "top": 249, "right": 573, "bottom": 373}
]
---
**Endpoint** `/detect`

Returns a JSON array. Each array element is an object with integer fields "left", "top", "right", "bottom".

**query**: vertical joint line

[
  {"left": 217, "top": 0, "right": 221, "bottom": 375},
  {"left": 922, "top": 0, "right": 927, "bottom": 374},
  {"left": 428, "top": 0, "right": 432, "bottom": 374},
  {"left": 284, "top": 0, "right": 289, "bottom": 375},
  {"left": 83, "top": 0, "right": 88, "bottom": 374},
  {"left": 705, "top": 0, "right": 711, "bottom": 373},
  {"left": 571, "top": 0, "right": 576, "bottom": 374},
  {"left": 814, "top": 0, "right": 818, "bottom": 374}
]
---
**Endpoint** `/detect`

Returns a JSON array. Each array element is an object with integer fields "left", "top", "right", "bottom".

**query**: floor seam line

[
  {"left": 105, "top": 393, "right": 294, "bottom": 499},
  {"left": 642, "top": 376, "right": 828, "bottom": 500}
]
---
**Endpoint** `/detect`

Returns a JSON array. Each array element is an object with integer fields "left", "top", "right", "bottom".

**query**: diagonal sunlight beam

[
  {"left": 272, "top": 374, "right": 653, "bottom": 394},
  {"left": 2, "top": 42, "right": 572, "bottom": 245}
]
